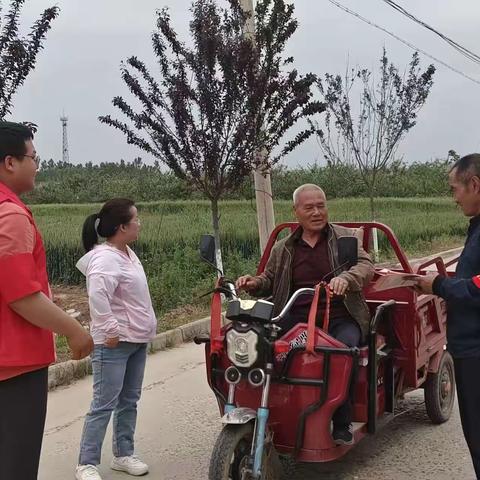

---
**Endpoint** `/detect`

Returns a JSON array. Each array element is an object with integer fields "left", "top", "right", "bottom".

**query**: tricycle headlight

[{"left": 226, "top": 329, "right": 258, "bottom": 368}]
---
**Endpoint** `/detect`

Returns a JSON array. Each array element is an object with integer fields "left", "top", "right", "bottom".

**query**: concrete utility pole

[{"left": 240, "top": 0, "right": 276, "bottom": 254}]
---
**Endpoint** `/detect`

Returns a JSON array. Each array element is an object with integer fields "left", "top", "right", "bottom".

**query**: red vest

[{"left": 0, "top": 183, "right": 55, "bottom": 367}]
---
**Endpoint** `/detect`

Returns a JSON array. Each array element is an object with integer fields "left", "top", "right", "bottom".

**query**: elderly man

[
  {"left": 236, "top": 183, "right": 374, "bottom": 445},
  {"left": 416, "top": 154, "right": 480, "bottom": 479}
]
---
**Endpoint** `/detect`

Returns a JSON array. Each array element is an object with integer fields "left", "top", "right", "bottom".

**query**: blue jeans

[{"left": 78, "top": 342, "right": 148, "bottom": 466}]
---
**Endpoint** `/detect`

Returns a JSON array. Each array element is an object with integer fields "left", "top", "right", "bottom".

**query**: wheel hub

[{"left": 439, "top": 367, "right": 453, "bottom": 410}]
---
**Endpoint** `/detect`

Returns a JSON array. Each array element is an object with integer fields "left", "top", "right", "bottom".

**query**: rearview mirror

[
  {"left": 199, "top": 234, "right": 216, "bottom": 266},
  {"left": 338, "top": 237, "right": 358, "bottom": 268}
]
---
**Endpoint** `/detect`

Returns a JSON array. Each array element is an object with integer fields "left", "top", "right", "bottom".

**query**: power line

[
  {"left": 382, "top": 0, "right": 480, "bottom": 67},
  {"left": 325, "top": 0, "right": 480, "bottom": 87}
]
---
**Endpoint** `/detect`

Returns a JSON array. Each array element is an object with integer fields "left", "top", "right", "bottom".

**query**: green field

[{"left": 32, "top": 197, "right": 466, "bottom": 325}]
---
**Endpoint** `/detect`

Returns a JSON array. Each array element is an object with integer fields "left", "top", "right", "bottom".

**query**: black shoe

[{"left": 332, "top": 424, "right": 354, "bottom": 446}]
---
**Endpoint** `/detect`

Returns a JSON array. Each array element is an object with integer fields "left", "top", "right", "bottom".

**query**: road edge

[{"left": 48, "top": 315, "right": 212, "bottom": 390}]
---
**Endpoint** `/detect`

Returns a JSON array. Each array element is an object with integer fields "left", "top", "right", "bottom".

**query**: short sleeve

[
  {"left": 0, "top": 204, "right": 40, "bottom": 303},
  {"left": 0, "top": 204, "right": 35, "bottom": 256}
]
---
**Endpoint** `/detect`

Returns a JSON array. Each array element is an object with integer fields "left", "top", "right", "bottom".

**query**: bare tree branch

[{"left": 315, "top": 49, "right": 435, "bottom": 218}]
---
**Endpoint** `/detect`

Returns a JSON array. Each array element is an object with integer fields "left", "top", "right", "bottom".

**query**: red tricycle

[{"left": 195, "top": 222, "right": 456, "bottom": 480}]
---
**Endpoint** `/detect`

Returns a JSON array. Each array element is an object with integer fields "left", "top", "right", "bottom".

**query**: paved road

[{"left": 39, "top": 342, "right": 475, "bottom": 480}]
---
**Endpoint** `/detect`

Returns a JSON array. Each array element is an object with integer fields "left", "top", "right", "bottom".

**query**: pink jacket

[{"left": 76, "top": 244, "right": 157, "bottom": 344}]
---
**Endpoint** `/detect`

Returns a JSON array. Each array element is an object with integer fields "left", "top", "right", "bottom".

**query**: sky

[{"left": 8, "top": 0, "right": 480, "bottom": 168}]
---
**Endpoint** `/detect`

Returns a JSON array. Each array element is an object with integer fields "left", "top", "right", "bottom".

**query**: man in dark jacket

[
  {"left": 236, "top": 184, "right": 374, "bottom": 445},
  {"left": 416, "top": 154, "right": 480, "bottom": 479}
]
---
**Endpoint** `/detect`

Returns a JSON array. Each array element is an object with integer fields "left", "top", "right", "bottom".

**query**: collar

[
  {"left": 469, "top": 215, "right": 480, "bottom": 228},
  {"left": 0, "top": 181, "right": 19, "bottom": 200},
  {"left": 0, "top": 182, "right": 30, "bottom": 214},
  {"left": 288, "top": 223, "right": 331, "bottom": 246},
  {"left": 468, "top": 215, "right": 480, "bottom": 235}
]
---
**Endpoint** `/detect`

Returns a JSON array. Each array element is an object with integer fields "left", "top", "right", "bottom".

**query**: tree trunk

[
  {"left": 369, "top": 193, "right": 376, "bottom": 221},
  {"left": 368, "top": 179, "right": 379, "bottom": 262},
  {"left": 210, "top": 198, "right": 224, "bottom": 277}
]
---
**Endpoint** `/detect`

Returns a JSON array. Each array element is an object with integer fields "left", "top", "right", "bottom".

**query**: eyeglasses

[{"left": 23, "top": 153, "right": 41, "bottom": 167}]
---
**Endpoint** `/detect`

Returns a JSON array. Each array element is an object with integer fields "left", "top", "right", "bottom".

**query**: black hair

[
  {"left": 0, "top": 121, "right": 34, "bottom": 162},
  {"left": 82, "top": 198, "right": 136, "bottom": 252},
  {"left": 450, "top": 154, "right": 480, "bottom": 184}
]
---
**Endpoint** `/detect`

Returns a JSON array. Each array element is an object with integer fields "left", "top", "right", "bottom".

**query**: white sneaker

[
  {"left": 111, "top": 455, "right": 149, "bottom": 476},
  {"left": 75, "top": 464, "right": 102, "bottom": 480}
]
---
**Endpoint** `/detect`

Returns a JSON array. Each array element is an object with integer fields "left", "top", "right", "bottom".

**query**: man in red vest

[{"left": 0, "top": 121, "right": 94, "bottom": 480}]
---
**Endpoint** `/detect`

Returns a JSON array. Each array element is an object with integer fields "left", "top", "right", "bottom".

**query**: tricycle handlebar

[
  {"left": 271, "top": 288, "right": 316, "bottom": 323},
  {"left": 223, "top": 280, "right": 238, "bottom": 298}
]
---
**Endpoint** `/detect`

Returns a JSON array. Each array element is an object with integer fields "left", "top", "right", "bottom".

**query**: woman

[{"left": 75, "top": 198, "right": 157, "bottom": 480}]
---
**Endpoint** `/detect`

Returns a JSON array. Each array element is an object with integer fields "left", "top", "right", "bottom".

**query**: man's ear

[
  {"left": 472, "top": 175, "right": 480, "bottom": 194},
  {"left": 2, "top": 155, "right": 16, "bottom": 173},
  {"left": 293, "top": 205, "right": 298, "bottom": 220}
]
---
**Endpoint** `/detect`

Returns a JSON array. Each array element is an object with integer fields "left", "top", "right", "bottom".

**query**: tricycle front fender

[{"left": 221, "top": 407, "right": 257, "bottom": 425}]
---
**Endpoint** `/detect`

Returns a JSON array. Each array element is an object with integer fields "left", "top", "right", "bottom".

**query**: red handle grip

[
  {"left": 210, "top": 278, "right": 223, "bottom": 354},
  {"left": 306, "top": 282, "right": 331, "bottom": 354}
]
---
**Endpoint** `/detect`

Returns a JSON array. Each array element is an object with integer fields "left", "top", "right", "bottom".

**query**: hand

[
  {"left": 104, "top": 336, "right": 120, "bottom": 348},
  {"left": 235, "top": 275, "right": 261, "bottom": 292},
  {"left": 414, "top": 274, "right": 437, "bottom": 295},
  {"left": 329, "top": 276, "right": 349, "bottom": 296},
  {"left": 67, "top": 328, "right": 94, "bottom": 360}
]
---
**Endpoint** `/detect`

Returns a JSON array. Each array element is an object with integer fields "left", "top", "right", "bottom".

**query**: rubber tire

[
  {"left": 208, "top": 423, "right": 284, "bottom": 480},
  {"left": 279, "top": 455, "right": 297, "bottom": 476},
  {"left": 424, "top": 351, "right": 456, "bottom": 424}
]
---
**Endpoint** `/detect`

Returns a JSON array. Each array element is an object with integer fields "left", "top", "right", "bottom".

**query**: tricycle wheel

[
  {"left": 279, "top": 455, "right": 297, "bottom": 476},
  {"left": 208, "top": 423, "right": 283, "bottom": 480},
  {"left": 424, "top": 351, "right": 456, "bottom": 424}
]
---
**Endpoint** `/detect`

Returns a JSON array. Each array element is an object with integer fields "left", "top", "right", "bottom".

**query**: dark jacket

[
  {"left": 433, "top": 215, "right": 480, "bottom": 358},
  {"left": 251, "top": 223, "right": 375, "bottom": 340}
]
